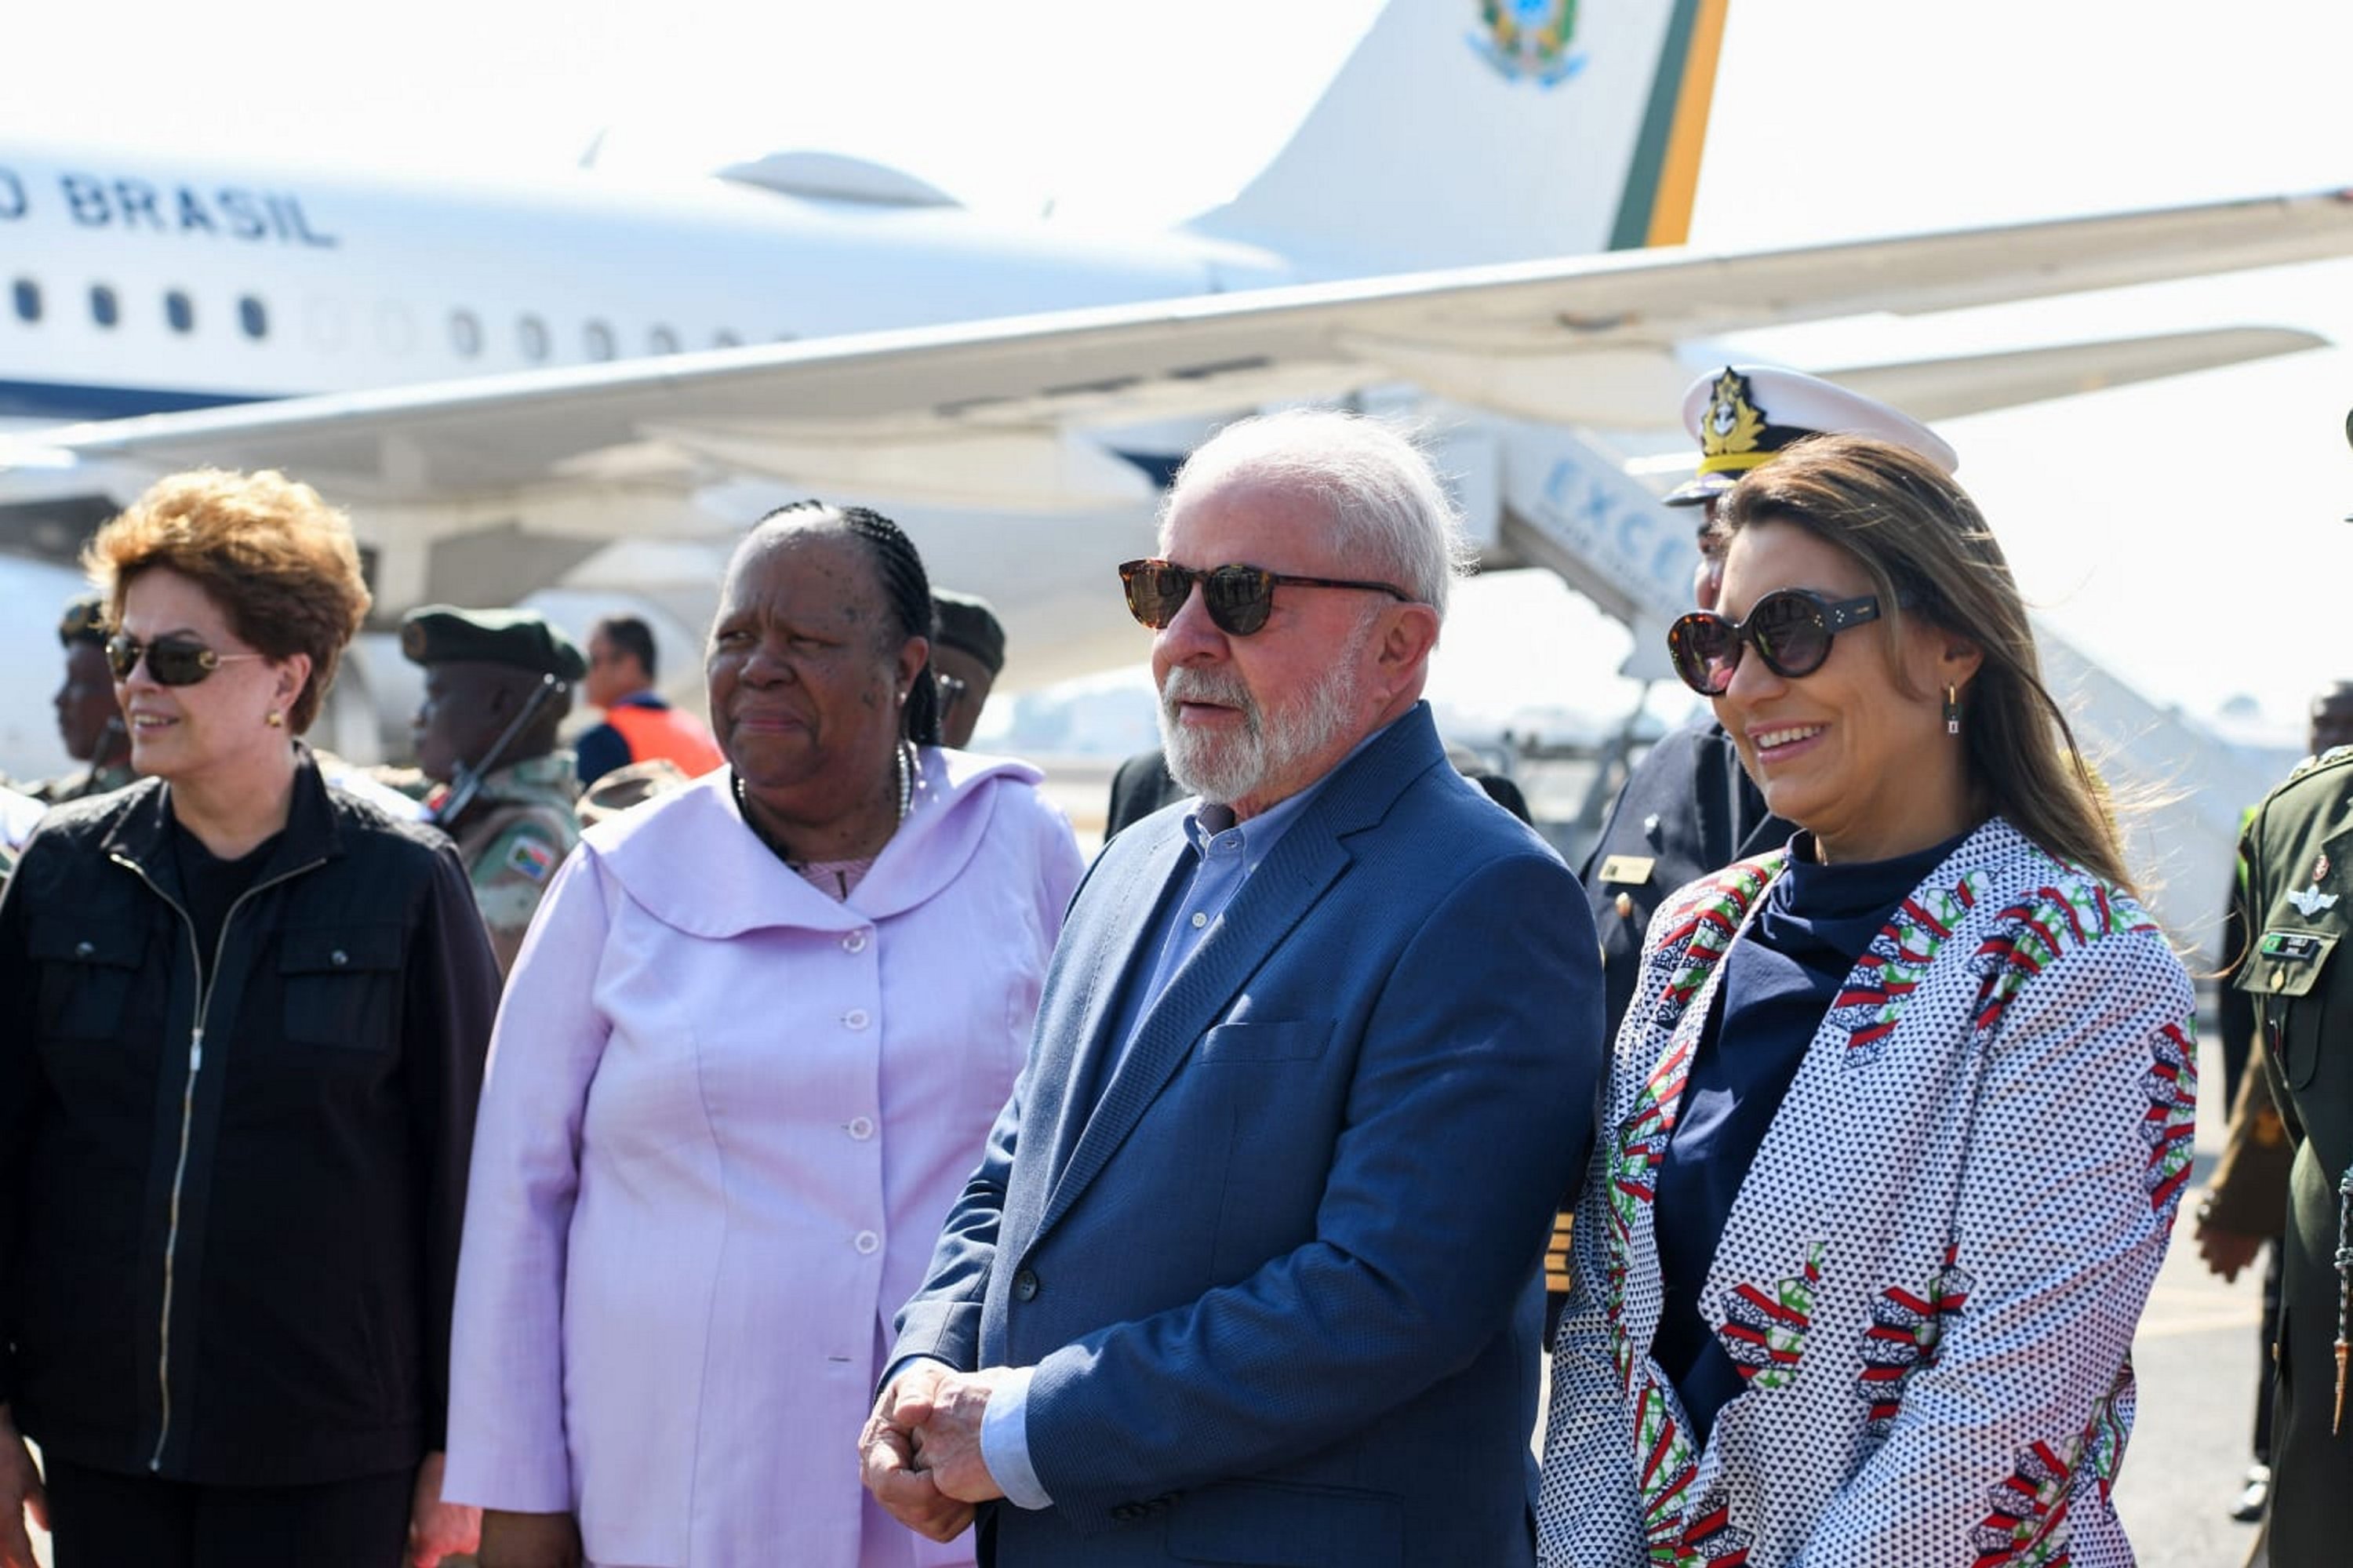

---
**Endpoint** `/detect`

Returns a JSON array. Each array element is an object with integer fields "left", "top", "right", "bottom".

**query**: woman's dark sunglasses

[
  {"left": 1666, "top": 589, "right": 1884, "bottom": 697},
  {"left": 105, "top": 633, "right": 268, "bottom": 687},
  {"left": 1118, "top": 558, "right": 1412, "bottom": 637}
]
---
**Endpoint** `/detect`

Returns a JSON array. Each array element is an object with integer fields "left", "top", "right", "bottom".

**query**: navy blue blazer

[{"left": 893, "top": 704, "right": 1604, "bottom": 1566}]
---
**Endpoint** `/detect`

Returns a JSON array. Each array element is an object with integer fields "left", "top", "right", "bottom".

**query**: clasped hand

[{"left": 857, "top": 1364, "right": 1010, "bottom": 1541}]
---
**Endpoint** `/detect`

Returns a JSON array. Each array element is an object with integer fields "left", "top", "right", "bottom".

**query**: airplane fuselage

[{"left": 0, "top": 142, "right": 1292, "bottom": 424}]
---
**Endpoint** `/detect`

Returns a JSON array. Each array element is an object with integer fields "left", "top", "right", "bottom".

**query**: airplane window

[
  {"left": 165, "top": 290, "right": 195, "bottom": 333},
  {"left": 518, "top": 314, "right": 549, "bottom": 362},
  {"left": 307, "top": 298, "right": 348, "bottom": 351},
  {"left": 648, "top": 325, "right": 680, "bottom": 355},
  {"left": 238, "top": 296, "right": 268, "bottom": 339},
  {"left": 713, "top": 329, "right": 742, "bottom": 349},
  {"left": 90, "top": 284, "right": 119, "bottom": 329},
  {"left": 377, "top": 304, "right": 417, "bottom": 355},
  {"left": 11, "top": 279, "right": 38, "bottom": 323},
  {"left": 584, "top": 320, "right": 616, "bottom": 361},
  {"left": 449, "top": 309, "right": 482, "bottom": 358}
]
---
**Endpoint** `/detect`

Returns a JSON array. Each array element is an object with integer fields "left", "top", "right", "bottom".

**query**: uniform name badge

[
  {"left": 1598, "top": 854, "right": 1656, "bottom": 887},
  {"left": 2257, "top": 929, "right": 2338, "bottom": 995}
]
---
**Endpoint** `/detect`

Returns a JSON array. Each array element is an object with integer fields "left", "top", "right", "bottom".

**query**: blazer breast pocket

[
  {"left": 2239, "top": 924, "right": 2340, "bottom": 1090},
  {"left": 1198, "top": 1020, "right": 1333, "bottom": 1064}
]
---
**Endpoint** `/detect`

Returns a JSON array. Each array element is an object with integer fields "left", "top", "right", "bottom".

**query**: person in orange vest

[{"left": 575, "top": 613, "right": 722, "bottom": 788}]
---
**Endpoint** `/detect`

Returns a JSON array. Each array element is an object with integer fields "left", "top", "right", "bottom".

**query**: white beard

[{"left": 1158, "top": 625, "right": 1369, "bottom": 807}]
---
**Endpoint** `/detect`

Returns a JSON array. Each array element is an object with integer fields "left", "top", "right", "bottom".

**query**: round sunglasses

[
  {"left": 1666, "top": 589, "right": 1885, "bottom": 697},
  {"left": 1118, "top": 558, "right": 1412, "bottom": 638},
  {"left": 105, "top": 632, "right": 269, "bottom": 687}
]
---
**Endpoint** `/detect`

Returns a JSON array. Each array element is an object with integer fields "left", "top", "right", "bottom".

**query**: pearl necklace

[{"left": 732, "top": 740, "right": 915, "bottom": 864}]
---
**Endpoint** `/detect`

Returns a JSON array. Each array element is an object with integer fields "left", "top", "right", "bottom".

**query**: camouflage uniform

[
  {"left": 397, "top": 602, "right": 591, "bottom": 979},
  {"left": 439, "top": 751, "right": 581, "bottom": 977},
  {"left": 28, "top": 761, "right": 136, "bottom": 805}
]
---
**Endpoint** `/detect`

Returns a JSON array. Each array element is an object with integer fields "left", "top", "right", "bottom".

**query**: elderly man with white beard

[{"left": 860, "top": 408, "right": 1606, "bottom": 1568}]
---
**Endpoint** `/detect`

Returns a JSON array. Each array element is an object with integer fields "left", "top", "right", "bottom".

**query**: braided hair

[{"left": 752, "top": 500, "right": 944, "bottom": 745}]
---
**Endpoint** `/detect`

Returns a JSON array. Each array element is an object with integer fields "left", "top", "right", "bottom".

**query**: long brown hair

[{"left": 1715, "top": 435, "right": 2130, "bottom": 888}]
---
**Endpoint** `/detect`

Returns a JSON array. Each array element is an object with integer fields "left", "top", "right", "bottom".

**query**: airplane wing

[
  {"left": 9, "top": 187, "right": 2351, "bottom": 512},
  {"left": 1815, "top": 327, "right": 2329, "bottom": 425}
]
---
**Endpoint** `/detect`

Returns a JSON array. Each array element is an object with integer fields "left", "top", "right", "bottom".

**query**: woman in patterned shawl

[{"left": 1539, "top": 435, "right": 2195, "bottom": 1567}]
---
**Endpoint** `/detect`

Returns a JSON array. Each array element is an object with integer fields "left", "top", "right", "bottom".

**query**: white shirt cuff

[{"left": 979, "top": 1364, "right": 1052, "bottom": 1510}]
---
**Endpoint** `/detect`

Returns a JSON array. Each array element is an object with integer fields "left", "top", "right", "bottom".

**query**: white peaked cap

[{"left": 1666, "top": 366, "right": 1960, "bottom": 507}]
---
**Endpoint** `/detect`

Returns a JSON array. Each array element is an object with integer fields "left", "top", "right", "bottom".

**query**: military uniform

[
  {"left": 2234, "top": 744, "right": 2353, "bottom": 1559},
  {"left": 27, "top": 762, "right": 136, "bottom": 805},
  {"left": 35, "top": 595, "right": 134, "bottom": 805},
  {"left": 1579, "top": 714, "right": 1794, "bottom": 1040},
  {"left": 437, "top": 752, "right": 581, "bottom": 975},
  {"left": 400, "top": 604, "right": 589, "bottom": 979}
]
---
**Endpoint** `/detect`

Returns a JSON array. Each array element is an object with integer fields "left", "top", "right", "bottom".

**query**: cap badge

[{"left": 1700, "top": 369, "right": 1768, "bottom": 464}]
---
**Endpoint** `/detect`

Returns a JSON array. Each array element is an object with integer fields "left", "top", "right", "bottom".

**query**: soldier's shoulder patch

[{"left": 506, "top": 834, "right": 558, "bottom": 883}]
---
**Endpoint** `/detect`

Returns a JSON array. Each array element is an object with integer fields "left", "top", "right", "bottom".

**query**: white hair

[{"left": 1158, "top": 408, "right": 1471, "bottom": 621}]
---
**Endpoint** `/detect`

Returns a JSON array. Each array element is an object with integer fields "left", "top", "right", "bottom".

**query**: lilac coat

[{"left": 445, "top": 751, "right": 1082, "bottom": 1568}]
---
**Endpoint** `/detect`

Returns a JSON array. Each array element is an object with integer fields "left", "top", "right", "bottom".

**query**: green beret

[
  {"left": 58, "top": 595, "right": 107, "bottom": 648},
  {"left": 398, "top": 605, "right": 587, "bottom": 681},
  {"left": 931, "top": 589, "right": 1006, "bottom": 675}
]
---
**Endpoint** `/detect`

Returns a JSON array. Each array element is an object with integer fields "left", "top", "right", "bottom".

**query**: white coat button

[
  {"left": 1190, "top": 911, "right": 1207, "bottom": 929},
  {"left": 842, "top": 930, "right": 868, "bottom": 954},
  {"left": 846, "top": 1116, "right": 875, "bottom": 1140},
  {"left": 853, "top": 1231, "right": 880, "bottom": 1254},
  {"left": 843, "top": 1009, "right": 870, "bottom": 1030}
]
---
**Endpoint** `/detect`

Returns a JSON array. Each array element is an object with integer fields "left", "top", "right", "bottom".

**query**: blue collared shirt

[{"left": 981, "top": 734, "right": 1381, "bottom": 1508}]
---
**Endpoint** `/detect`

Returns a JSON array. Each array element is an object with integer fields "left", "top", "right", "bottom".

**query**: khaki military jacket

[
  {"left": 444, "top": 752, "right": 581, "bottom": 977},
  {"left": 2237, "top": 745, "right": 2353, "bottom": 1560}
]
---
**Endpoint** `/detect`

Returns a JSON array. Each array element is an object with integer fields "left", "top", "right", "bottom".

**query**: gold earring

[
  {"left": 267, "top": 710, "right": 285, "bottom": 729},
  {"left": 1943, "top": 683, "right": 1960, "bottom": 736}
]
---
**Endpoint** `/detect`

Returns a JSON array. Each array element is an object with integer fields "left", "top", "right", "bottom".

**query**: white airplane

[{"left": 0, "top": 0, "right": 2347, "bottom": 792}]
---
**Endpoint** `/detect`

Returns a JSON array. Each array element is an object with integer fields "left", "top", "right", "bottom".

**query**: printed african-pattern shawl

[{"left": 1538, "top": 817, "right": 2195, "bottom": 1567}]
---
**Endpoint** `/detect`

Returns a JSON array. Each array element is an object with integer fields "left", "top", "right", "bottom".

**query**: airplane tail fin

[{"left": 1191, "top": 0, "right": 1729, "bottom": 275}]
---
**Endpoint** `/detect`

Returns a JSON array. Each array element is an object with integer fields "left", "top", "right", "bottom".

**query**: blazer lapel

[
  {"left": 1038, "top": 825, "right": 1353, "bottom": 1239},
  {"left": 1038, "top": 823, "right": 1195, "bottom": 1184},
  {"left": 1031, "top": 704, "right": 1445, "bottom": 1242}
]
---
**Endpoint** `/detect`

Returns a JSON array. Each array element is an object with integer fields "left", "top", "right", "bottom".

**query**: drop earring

[{"left": 1943, "top": 683, "right": 1960, "bottom": 736}]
